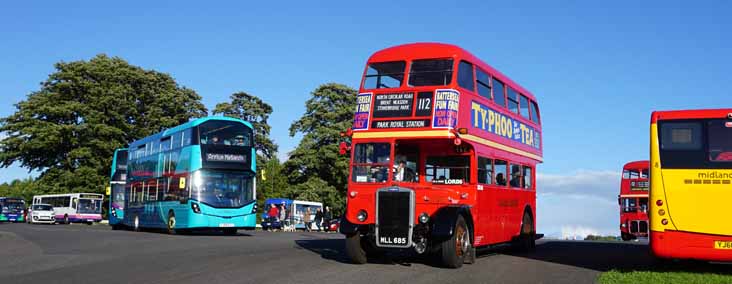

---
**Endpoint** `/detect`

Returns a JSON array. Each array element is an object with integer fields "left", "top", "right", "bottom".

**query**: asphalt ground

[{"left": 0, "top": 223, "right": 725, "bottom": 284}]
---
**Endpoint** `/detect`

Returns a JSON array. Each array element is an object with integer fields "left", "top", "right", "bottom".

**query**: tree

[
  {"left": 213, "top": 92, "right": 278, "bottom": 160},
  {"left": 0, "top": 54, "right": 207, "bottom": 194},
  {"left": 283, "top": 83, "right": 357, "bottom": 215}
]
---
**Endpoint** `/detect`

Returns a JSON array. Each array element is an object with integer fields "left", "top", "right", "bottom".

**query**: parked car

[
  {"left": 28, "top": 204, "right": 56, "bottom": 224},
  {"left": 327, "top": 217, "right": 340, "bottom": 232}
]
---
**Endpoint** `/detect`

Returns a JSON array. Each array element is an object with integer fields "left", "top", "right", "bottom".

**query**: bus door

[{"left": 475, "top": 155, "right": 497, "bottom": 244}]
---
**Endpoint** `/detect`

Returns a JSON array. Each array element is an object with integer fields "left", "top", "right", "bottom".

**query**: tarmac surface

[{"left": 0, "top": 223, "right": 683, "bottom": 284}]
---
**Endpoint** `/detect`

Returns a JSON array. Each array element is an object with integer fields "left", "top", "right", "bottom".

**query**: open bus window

[
  {"left": 708, "top": 120, "right": 732, "bottom": 162},
  {"left": 494, "top": 160, "right": 508, "bottom": 186},
  {"left": 425, "top": 156, "right": 470, "bottom": 185},
  {"left": 408, "top": 59, "right": 454, "bottom": 87},
  {"left": 509, "top": 164, "right": 522, "bottom": 188},
  {"left": 363, "top": 61, "right": 405, "bottom": 89},
  {"left": 640, "top": 169, "right": 649, "bottom": 179},
  {"left": 393, "top": 151, "right": 418, "bottom": 183},
  {"left": 352, "top": 143, "right": 391, "bottom": 183}
]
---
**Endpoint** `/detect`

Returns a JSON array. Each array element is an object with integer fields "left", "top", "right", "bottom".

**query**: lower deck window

[{"left": 425, "top": 156, "right": 470, "bottom": 185}]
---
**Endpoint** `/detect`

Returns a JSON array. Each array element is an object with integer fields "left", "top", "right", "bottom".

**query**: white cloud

[{"left": 537, "top": 170, "right": 620, "bottom": 238}]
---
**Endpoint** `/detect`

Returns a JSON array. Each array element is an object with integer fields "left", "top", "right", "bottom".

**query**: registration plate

[
  {"left": 219, "top": 223, "right": 235, "bottom": 228},
  {"left": 714, "top": 241, "right": 732, "bottom": 249}
]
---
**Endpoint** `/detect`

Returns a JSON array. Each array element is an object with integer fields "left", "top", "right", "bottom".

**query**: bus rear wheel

[
  {"left": 514, "top": 212, "right": 536, "bottom": 252},
  {"left": 440, "top": 215, "right": 470, "bottom": 268},
  {"left": 166, "top": 212, "right": 176, "bottom": 235}
]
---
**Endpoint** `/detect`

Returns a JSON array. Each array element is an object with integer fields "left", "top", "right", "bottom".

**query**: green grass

[{"left": 599, "top": 270, "right": 732, "bottom": 284}]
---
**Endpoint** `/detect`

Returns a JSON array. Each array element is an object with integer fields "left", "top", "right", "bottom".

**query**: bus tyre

[
  {"left": 621, "top": 233, "right": 633, "bottom": 241},
  {"left": 133, "top": 215, "right": 140, "bottom": 232},
  {"left": 111, "top": 224, "right": 122, "bottom": 230},
  {"left": 166, "top": 212, "right": 176, "bottom": 235},
  {"left": 515, "top": 212, "right": 536, "bottom": 252},
  {"left": 345, "top": 233, "right": 368, "bottom": 264},
  {"left": 440, "top": 215, "right": 470, "bottom": 268},
  {"left": 63, "top": 215, "right": 70, "bottom": 225}
]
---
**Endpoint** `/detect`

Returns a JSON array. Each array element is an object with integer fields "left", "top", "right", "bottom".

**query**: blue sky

[{"left": 1, "top": 1, "right": 730, "bottom": 235}]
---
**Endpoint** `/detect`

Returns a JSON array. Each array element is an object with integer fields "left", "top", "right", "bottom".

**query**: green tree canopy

[
  {"left": 213, "top": 92, "right": 278, "bottom": 159},
  {"left": 283, "top": 83, "right": 356, "bottom": 215},
  {"left": 0, "top": 54, "right": 207, "bottom": 193}
]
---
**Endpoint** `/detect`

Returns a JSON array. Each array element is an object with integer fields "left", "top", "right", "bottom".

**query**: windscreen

[
  {"left": 33, "top": 205, "right": 53, "bottom": 211},
  {"left": 78, "top": 199, "right": 102, "bottom": 214},
  {"left": 199, "top": 120, "right": 253, "bottom": 147},
  {"left": 2, "top": 200, "right": 25, "bottom": 213},
  {"left": 351, "top": 143, "right": 391, "bottom": 183},
  {"left": 193, "top": 171, "right": 255, "bottom": 208},
  {"left": 659, "top": 119, "right": 732, "bottom": 169}
]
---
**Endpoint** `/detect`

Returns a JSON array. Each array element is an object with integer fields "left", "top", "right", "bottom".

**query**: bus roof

[
  {"left": 623, "top": 160, "right": 649, "bottom": 170},
  {"left": 366, "top": 42, "right": 537, "bottom": 102},
  {"left": 129, "top": 116, "right": 252, "bottom": 148},
  {"left": 651, "top": 109, "right": 732, "bottom": 123}
]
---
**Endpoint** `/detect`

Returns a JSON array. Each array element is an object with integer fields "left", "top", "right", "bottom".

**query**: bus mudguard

[
  {"left": 339, "top": 216, "right": 360, "bottom": 235},
  {"left": 431, "top": 205, "right": 474, "bottom": 241}
]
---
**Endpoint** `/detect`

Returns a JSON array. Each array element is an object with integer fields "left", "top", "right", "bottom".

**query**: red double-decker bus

[
  {"left": 618, "top": 160, "right": 649, "bottom": 241},
  {"left": 339, "top": 43, "right": 543, "bottom": 268}
]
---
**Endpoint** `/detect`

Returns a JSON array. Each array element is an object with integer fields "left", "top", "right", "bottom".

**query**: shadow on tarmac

[
  {"left": 506, "top": 240, "right": 732, "bottom": 275},
  {"left": 295, "top": 238, "right": 732, "bottom": 273}
]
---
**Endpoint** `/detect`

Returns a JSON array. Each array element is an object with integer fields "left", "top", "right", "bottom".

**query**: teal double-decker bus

[
  {"left": 109, "top": 148, "right": 128, "bottom": 229},
  {"left": 112, "top": 117, "right": 257, "bottom": 234}
]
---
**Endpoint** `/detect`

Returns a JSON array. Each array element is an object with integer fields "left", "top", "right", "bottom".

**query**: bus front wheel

[
  {"left": 345, "top": 233, "right": 369, "bottom": 264},
  {"left": 133, "top": 215, "right": 140, "bottom": 232},
  {"left": 440, "top": 215, "right": 470, "bottom": 268},
  {"left": 166, "top": 212, "right": 176, "bottom": 235},
  {"left": 63, "top": 215, "right": 70, "bottom": 225}
]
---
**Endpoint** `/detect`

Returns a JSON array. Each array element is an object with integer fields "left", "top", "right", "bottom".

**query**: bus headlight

[
  {"left": 419, "top": 212, "right": 430, "bottom": 224},
  {"left": 111, "top": 209, "right": 117, "bottom": 217},
  {"left": 192, "top": 171, "right": 203, "bottom": 189},
  {"left": 191, "top": 203, "right": 201, "bottom": 214},
  {"left": 356, "top": 210, "right": 368, "bottom": 222},
  {"left": 252, "top": 203, "right": 258, "bottom": 214}
]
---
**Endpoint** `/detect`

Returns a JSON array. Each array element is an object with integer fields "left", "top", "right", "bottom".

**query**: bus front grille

[{"left": 375, "top": 188, "right": 414, "bottom": 248}]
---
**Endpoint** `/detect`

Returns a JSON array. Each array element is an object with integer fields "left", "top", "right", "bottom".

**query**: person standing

[
  {"left": 267, "top": 204, "right": 278, "bottom": 231},
  {"left": 314, "top": 208, "right": 324, "bottom": 232},
  {"left": 279, "top": 203, "right": 288, "bottom": 231},
  {"left": 303, "top": 207, "right": 312, "bottom": 232},
  {"left": 323, "top": 206, "right": 332, "bottom": 232}
]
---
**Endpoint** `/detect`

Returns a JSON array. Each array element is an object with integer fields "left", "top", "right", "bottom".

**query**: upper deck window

[
  {"left": 408, "top": 59, "right": 454, "bottom": 87},
  {"left": 457, "top": 61, "right": 474, "bottom": 91},
  {"left": 530, "top": 101, "right": 540, "bottom": 123},
  {"left": 363, "top": 61, "right": 406, "bottom": 89},
  {"left": 493, "top": 78, "right": 506, "bottom": 107},
  {"left": 475, "top": 68, "right": 491, "bottom": 100},
  {"left": 199, "top": 120, "right": 252, "bottom": 147},
  {"left": 507, "top": 87, "right": 520, "bottom": 114},
  {"left": 519, "top": 95, "right": 530, "bottom": 119}
]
